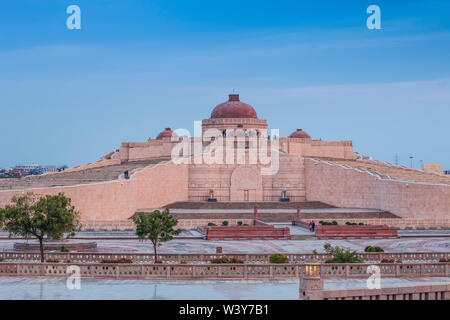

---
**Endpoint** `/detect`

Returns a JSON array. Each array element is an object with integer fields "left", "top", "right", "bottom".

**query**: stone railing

[
  {"left": 304, "top": 218, "right": 450, "bottom": 229},
  {"left": 322, "top": 284, "right": 450, "bottom": 300},
  {"left": 300, "top": 275, "right": 450, "bottom": 300},
  {"left": 203, "top": 225, "right": 290, "bottom": 240},
  {"left": 0, "top": 262, "right": 448, "bottom": 280},
  {"left": 315, "top": 224, "right": 398, "bottom": 239},
  {"left": 0, "top": 251, "right": 448, "bottom": 264}
]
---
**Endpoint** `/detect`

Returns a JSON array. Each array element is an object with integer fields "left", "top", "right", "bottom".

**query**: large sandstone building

[{"left": 0, "top": 94, "right": 449, "bottom": 229}]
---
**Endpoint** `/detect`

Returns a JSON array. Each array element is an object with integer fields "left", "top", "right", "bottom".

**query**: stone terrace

[
  {"left": 320, "top": 158, "right": 450, "bottom": 185},
  {"left": 136, "top": 201, "right": 398, "bottom": 222},
  {"left": 0, "top": 158, "right": 170, "bottom": 190},
  {"left": 165, "top": 201, "right": 335, "bottom": 210}
]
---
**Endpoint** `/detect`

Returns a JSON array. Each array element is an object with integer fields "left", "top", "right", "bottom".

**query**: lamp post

[{"left": 409, "top": 156, "right": 414, "bottom": 169}]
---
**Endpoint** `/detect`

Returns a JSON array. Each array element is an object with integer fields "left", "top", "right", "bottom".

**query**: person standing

[{"left": 311, "top": 220, "right": 316, "bottom": 232}]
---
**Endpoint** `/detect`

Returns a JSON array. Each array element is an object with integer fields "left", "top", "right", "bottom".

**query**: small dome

[
  {"left": 289, "top": 129, "right": 311, "bottom": 139},
  {"left": 156, "top": 127, "right": 177, "bottom": 140},
  {"left": 211, "top": 94, "right": 257, "bottom": 119}
]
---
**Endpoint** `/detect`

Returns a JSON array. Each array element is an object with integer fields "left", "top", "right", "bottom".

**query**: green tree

[
  {"left": 269, "top": 253, "right": 289, "bottom": 264},
  {"left": 133, "top": 209, "right": 181, "bottom": 263},
  {"left": 0, "top": 193, "right": 81, "bottom": 262},
  {"left": 323, "top": 243, "right": 362, "bottom": 263}
]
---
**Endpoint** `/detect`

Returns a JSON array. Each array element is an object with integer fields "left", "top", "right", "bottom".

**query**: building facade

[{"left": 0, "top": 94, "right": 448, "bottom": 229}]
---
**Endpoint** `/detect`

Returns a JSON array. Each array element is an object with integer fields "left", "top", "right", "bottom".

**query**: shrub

[
  {"left": 221, "top": 221, "right": 229, "bottom": 226},
  {"left": 331, "top": 221, "right": 338, "bottom": 225},
  {"left": 380, "top": 258, "right": 394, "bottom": 263},
  {"left": 269, "top": 253, "right": 289, "bottom": 264},
  {"left": 60, "top": 245, "right": 69, "bottom": 253},
  {"left": 364, "top": 246, "right": 384, "bottom": 252},
  {"left": 323, "top": 243, "right": 362, "bottom": 263},
  {"left": 243, "top": 224, "right": 249, "bottom": 226},
  {"left": 101, "top": 258, "right": 133, "bottom": 264},
  {"left": 210, "top": 256, "right": 243, "bottom": 264},
  {"left": 207, "top": 222, "right": 216, "bottom": 226},
  {"left": 46, "top": 258, "right": 60, "bottom": 263},
  {"left": 237, "top": 221, "right": 243, "bottom": 226},
  {"left": 439, "top": 258, "right": 449, "bottom": 263},
  {"left": 345, "top": 222, "right": 364, "bottom": 226}
]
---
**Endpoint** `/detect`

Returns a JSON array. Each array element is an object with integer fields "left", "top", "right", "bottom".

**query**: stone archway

[{"left": 230, "top": 166, "right": 263, "bottom": 201}]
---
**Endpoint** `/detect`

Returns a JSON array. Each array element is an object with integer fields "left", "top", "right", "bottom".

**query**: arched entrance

[{"left": 230, "top": 166, "right": 263, "bottom": 201}]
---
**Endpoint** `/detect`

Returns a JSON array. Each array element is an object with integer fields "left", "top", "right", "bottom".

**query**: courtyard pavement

[
  {"left": 0, "top": 276, "right": 448, "bottom": 300},
  {"left": 0, "top": 236, "right": 448, "bottom": 253}
]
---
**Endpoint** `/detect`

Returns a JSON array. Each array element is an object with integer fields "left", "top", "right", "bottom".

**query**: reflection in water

[
  {"left": 0, "top": 278, "right": 299, "bottom": 300},
  {"left": 2, "top": 276, "right": 448, "bottom": 300}
]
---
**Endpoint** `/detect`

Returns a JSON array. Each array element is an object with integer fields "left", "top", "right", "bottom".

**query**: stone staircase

[
  {"left": 0, "top": 158, "right": 170, "bottom": 190},
  {"left": 320, "top": 158, "right": 450, "bottom": 185}
]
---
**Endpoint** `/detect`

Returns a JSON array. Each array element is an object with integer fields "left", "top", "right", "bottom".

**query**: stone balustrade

[
  {"left": 203, "top": 225, "right": 291, "bottom": 240},
  {"left": 321, "top": 284, "right": 450, "bottom": 300},
  {"left": 0, "top": 251, "right": 448, "bottom": 264},
  {"left": 0, "top": 261, "right": 448, "bottom": 280},
  {"left": 315, "top": 224, "right": 399, "bottom": 239},
  {"left": 300, "top": 275, "right": 450, "bottom": 300}
]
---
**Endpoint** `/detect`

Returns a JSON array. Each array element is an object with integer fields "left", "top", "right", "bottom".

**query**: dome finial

[{"left": 210, "top": 94, "right": 257, "bottom": 118}]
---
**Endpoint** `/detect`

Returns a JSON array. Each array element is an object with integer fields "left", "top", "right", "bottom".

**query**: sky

[{"left": 0, "top": 0, "right": 449, "bottom": 169}]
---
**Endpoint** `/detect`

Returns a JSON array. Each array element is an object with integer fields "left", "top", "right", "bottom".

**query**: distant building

[
  {"left": 11, "top": 164, "right": 59, "bottom": 176},
  {"left": 14, "top": 164, "right": 40, "bottom": 172},
  {"left": 422, "top": 163, "right": 444, "bottom": 175},
  {"left": 40, "top": 166, "right": 59, "bottom": 174}
]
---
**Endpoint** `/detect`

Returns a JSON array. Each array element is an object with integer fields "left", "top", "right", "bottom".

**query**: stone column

[
  {"left": 299, "top": 265, "right": 324, "bottom": 300},
  {"left": 253, "top": 204, "right": 258, "bottom": 225},
  {"left": 299, "top": 276, "right": 324, "bottom": 300}
]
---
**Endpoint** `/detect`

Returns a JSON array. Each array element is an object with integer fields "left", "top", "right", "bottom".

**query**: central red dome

[
  {"left": 156, "top": 127, "right": 177, "bottom": 140},
  {"left": 289, "top": 129, "right": 311, "bottom": 139},
  {"left": 210, "top": 94, "right": 257, "bottom": 119}
]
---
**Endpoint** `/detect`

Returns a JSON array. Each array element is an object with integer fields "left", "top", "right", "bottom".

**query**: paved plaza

[
  {"left": 0, "top": 236, "right": 448, "bottom": 254},
  {"left": 0, "top": 276, "right": 448, "bottom": 300}
]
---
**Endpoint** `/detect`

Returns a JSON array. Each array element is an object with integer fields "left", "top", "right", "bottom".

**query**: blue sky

[{"left": 0, "top": 0, "right": 449, "bottom": 169}]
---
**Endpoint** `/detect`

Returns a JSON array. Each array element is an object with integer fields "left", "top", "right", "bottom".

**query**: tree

[
  {"left": 323, "top": 243, "right": 362, "bottom": 263},
  {"left": 0, "top": 193, "right": 81, "bottom": 262},
  {"left": 133, "top": 209, "right": 181, "bottom": 263}
]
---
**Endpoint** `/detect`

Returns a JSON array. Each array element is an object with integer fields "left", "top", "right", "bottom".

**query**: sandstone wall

[
  {"left": 0, "top": 161, "right": 189, "bottom": 222},
  {"left": 188, "top": 152, "right": 306, "bottom": 202},
  {"left": 120, "top": 140, "right": 177, "bottom": 162},
  {"left": 304, "top": 158, "right": 450, "bottom": 220},
  {"left": 280, "top": 138, "right": 356, "bottom": 160}
]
